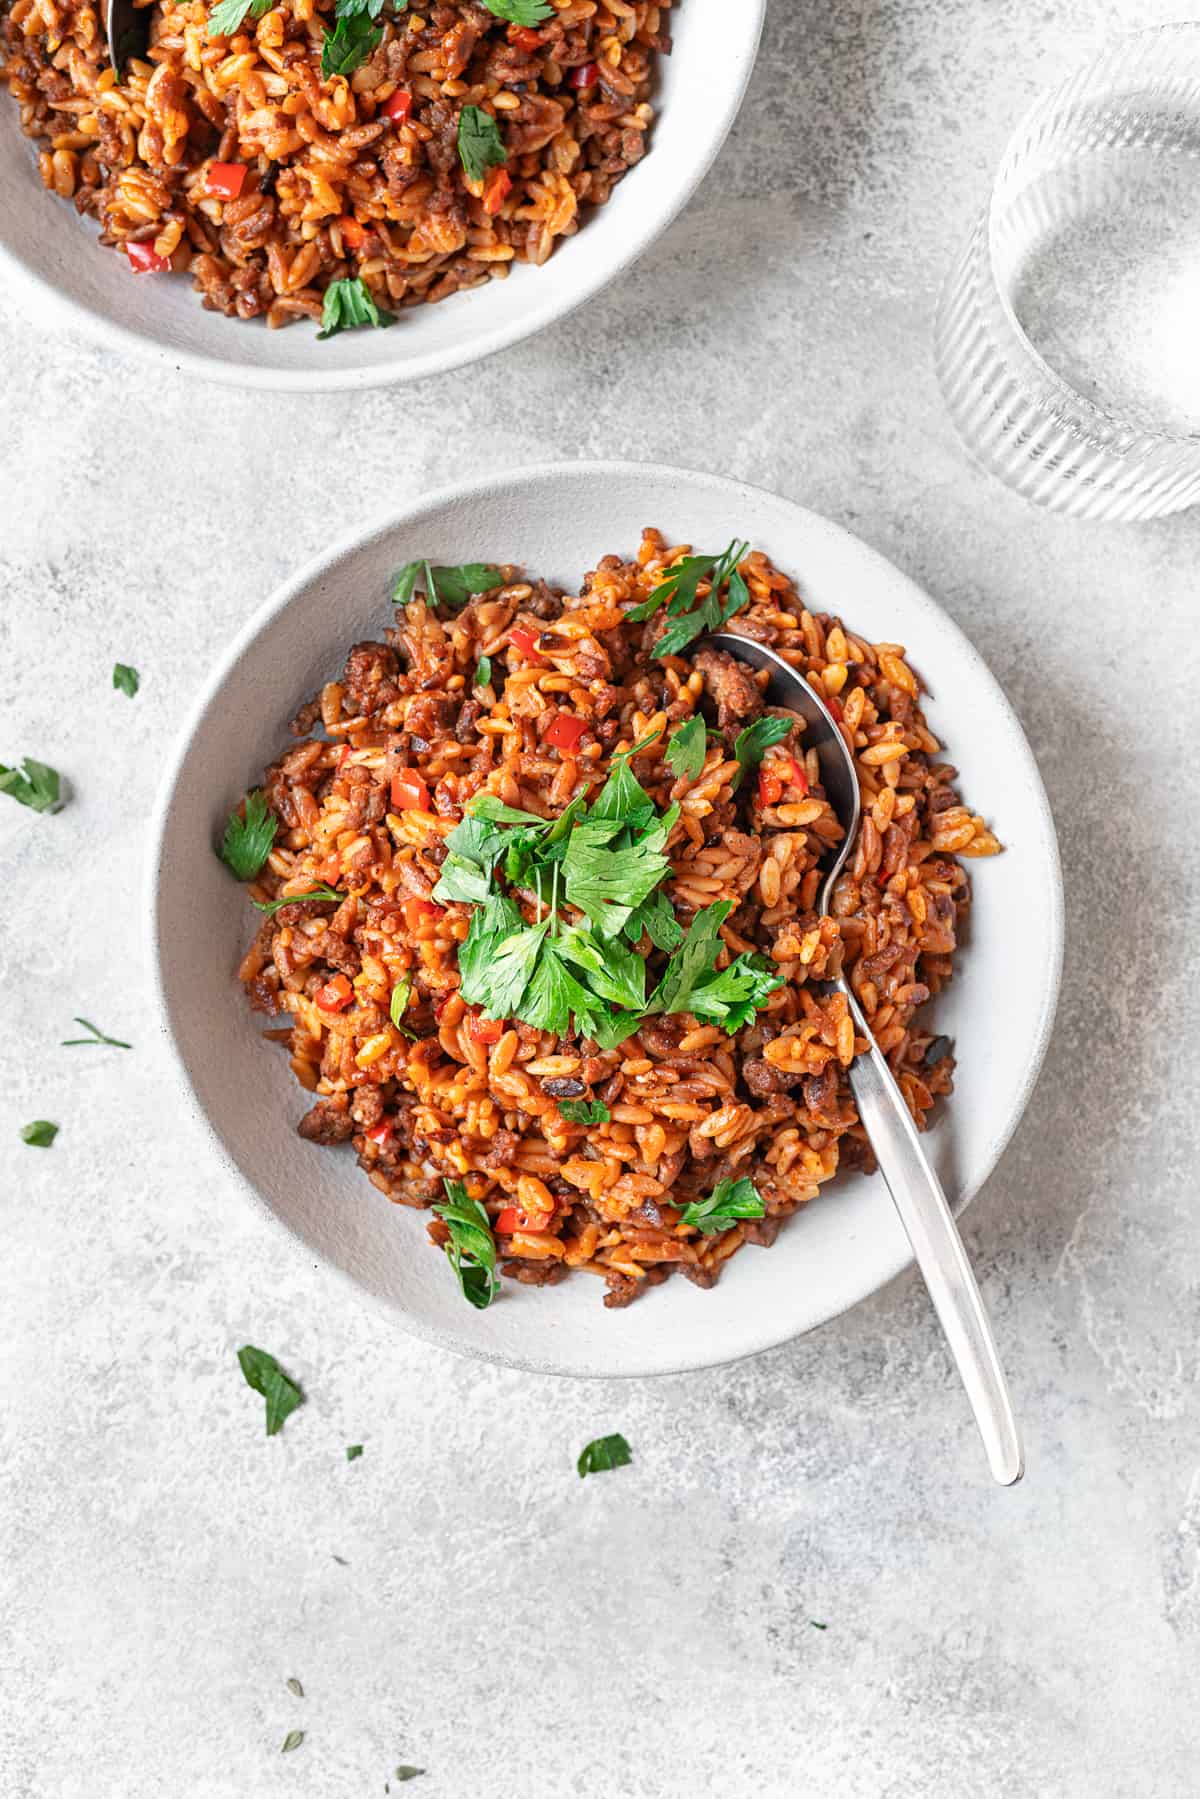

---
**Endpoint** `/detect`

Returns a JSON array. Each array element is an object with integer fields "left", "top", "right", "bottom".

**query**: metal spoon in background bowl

[
  {"left": 105, "top": 0, "right": 149, "bottom": 78},
  {"left": 703, "top": 631, "right": 1024, "bottom": 1486}
]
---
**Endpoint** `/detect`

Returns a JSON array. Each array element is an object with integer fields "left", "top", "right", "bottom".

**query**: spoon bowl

[{"left": 703, "top": 630, "right": 1024, "bottom": 1486}]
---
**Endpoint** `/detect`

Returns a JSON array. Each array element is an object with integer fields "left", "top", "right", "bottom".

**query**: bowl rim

[
  {"left": 0, "top": 3, "right": 765, "bottom": 393},
  {"left": 146, "top": 459, "right": 1065, "bottom": 1375}
]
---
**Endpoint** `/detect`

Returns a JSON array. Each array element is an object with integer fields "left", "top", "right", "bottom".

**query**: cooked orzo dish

[
  {"left": 223, "top": 532, "right": 1000, "bottom": 1308},
  {"left": 1, "top": 1, "right": 670, "bottom": 331}
]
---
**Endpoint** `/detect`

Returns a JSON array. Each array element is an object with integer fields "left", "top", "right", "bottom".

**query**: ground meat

[
  {"left": 405, "top": 693, "right": 454, "bottom": 741},
  {"left": 297, "top": 1098, "right": 354, "bottom": 1144},
  {"left": 289, "top": 696, "right": 321, "bottom": 737},
  {"left": 742, "top": 1057, "right": 802, "bottom": 1098},
  {"left": 694, "top": 646, "right": 763, "bottom": 729},
  {"left": 741, "top": 1216, "right": 783, "bottom": 1248},
  {"left": 603, "top": 1267, "right": 669, "bottom": 1308},
  {"left": 501, "top": 1259, "right": 569, "bottom": 1287},
  {"left": 455, "top": 698, "right": 484, "bottom": 742},
  {"left": 483, "top": 1129, "right": 520, "bottom": 1168},
  {"left": 314, "top": 930, "right": 362, "bottom": 977},
  {"left": 342, "top": 641, "right": 402, "bottom": 717}
]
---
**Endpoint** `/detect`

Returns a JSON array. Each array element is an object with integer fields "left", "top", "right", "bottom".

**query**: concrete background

[{"left": 3, "top": 1, "right": 1198, "bottom": 1793}]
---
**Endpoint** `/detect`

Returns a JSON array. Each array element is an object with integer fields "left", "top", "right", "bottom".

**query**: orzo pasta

[
  {"left": 1, "top": 1, "right": 671, "bottom": 328},
  {"left": 228, "top": 530, "right": 1000, "bottom": 1307}
]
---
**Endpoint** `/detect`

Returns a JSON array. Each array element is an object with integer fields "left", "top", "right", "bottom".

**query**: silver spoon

[
  {"left": 105, "top": 0, "right": 149, "bottom": 76},
  {"left": 705, "top": 631, "right": 1024, "bottom": 1485}
]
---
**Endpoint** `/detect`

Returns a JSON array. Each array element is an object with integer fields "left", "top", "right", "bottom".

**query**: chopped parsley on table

[
  {"left": 577, "top": 1433, "right": 633, "bottom": 1478},
  {"left": 237, "top": 1345, "right": 305, "bottom": 1436},
  {"left": 21, "top": 1120, "right": 58, "bottom": 1148},
  {"left": 0, "top": 756, "right": 62, "bottom": 814},
  {"left": 112, "top": 663, "right": 140, "bottom": 698},
  {"left": 61, "top": 1017, "right": 131, "bottom": 1049}
]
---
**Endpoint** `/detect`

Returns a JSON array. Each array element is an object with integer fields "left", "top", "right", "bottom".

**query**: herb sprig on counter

[
  {"left": 577, "top": 1433, "right": 633, "bottom": 1478},
  {"left": 0, "top": 756, "right": 62, "bottom": 814}
]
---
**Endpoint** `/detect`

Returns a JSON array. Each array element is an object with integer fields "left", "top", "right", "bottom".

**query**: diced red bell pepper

[
  {"left": 758, "top": 767, "right": 783, "bottom": 808},
  {"left": 391, "top": 771, "right": 430, "bottom": 812},
  {"left": 482, "top": 165, "right": 512, "bottom": 215},
  {"left": 825, "top": 695, "right": 844, "bottom": 724},
  {"left": 207, "top": 161, "right": 246, "bottom": 200},
  {"left": 570, "top": 61, "right": 599, "bottom": 88},
  {"left": 542, "top": 712, "right": 587, "bottom": 753},
  {"left": 381, "top": 88, "right": 413, "bottom": 122},
  {"left": 509, "top": 627, "right": 542, "bottom": 659},
  {"left": 789, "top": 757, "right": 809, "bottom": 795},
  {"left": 125, "top": 240, "right": 169, "bottom": 274},
  {"left": 337, "top": 744, "right": 352, "bottom": 771},
  {"left": 339, "top": 215, "right": 367, "bottom": 250},
  {"left": 316, "top": 973, "right": 353, "bottom": 1013},
  {"left": 467, "top": 1014, "right": 503, "bottom": 1045},
  {"left": 403, "top": 895, "right": 445, "bottom": 932},
  {"left": 495, "top": 1204, "right": 555, "bottom": 1234},
  {"left": 508, "top": 25, "right": 542, "bottom": 50},
  {"left": 366, "top": 1120, "right": 394, "bottom": 1147}
]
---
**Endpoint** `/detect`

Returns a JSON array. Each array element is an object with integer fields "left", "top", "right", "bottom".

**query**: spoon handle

[{"left": 840, "top": 983, "right": 1024, "bottom": 1485}]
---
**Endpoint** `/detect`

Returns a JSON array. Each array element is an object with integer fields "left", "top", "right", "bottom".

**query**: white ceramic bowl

[
  {"left": 0, "top": 8, "right": 764, "bottom": 391},
  {"left": 148, "top": 462, "right": 1064, "bottom": 1376}
]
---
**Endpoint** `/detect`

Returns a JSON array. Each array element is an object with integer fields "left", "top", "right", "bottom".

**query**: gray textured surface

[{"left": 2, "top": 1, "right": 1199, "bottom": 1794}]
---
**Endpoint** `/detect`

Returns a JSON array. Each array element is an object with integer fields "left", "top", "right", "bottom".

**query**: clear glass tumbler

[{"left": 935, "top": 24, "right": 1200, "bottom": 520}]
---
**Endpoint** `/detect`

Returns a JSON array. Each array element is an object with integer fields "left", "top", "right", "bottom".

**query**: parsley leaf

[
  {"left": 458, "top": 891, "right": 525, "bottom": 1004},
  {"left": 480, "top": 0, "right": 552, "bottom": 22},
  {"left": 394, "top": 1770, "right": 426, "bottom": 1785},
  {"left": 21, "top": 1120, "right": 58, "bottom": 1148},
  {"left": 389, "top": 977, "right": 416, "bottom": 1039},
  {"left": 431, "top": 851, "right": 493, "bottom": 906},
  {"left": 112, "top": 663, "right": 139, "bottom": 699},
  {"left": 432, "top": 1179, "right": 498, "bottom": 1309},
  {"left": 457, "top": 105, "right": 506, "bottom": 183},
  {"left": 577, "top": 1433, "right": 632, "bottom": 1478},
  {"left": 474, "top": 656, "right": 492, "bottom": 687},
  {"left": 648, "top": 539, "right": 751, "bottom": 659},
  {"left": 623, "top": 889, "right": 683, "bottom": 952},
  {"left": 483, "top": 916, "right": 549, "bottom": 1018},
  {"left": 335, "top": 0, "right": 387, "bottom": 15},
  {"left": 317, "top": 275, "right": 394, "bottom": 338},
  {"left": 0, "top": 756, "right": 62, "bottom": 814},
  {"left": 281, "top": 1730, "right": 305, "bottom": 1754},
  {"left": 61, "top": 1016, "right": 131, "bottom": 1049},
  {"left": 555, "top": 926, "right": 647, "bottom": 1011},
  {"left": 237, "top": 1345, "right": 305, "bottom": 1436},
  {"left": 558, "top": 1099, "right": 610, "bottom": 1124},
  {"left": 562, "top": 822, "right": 672, "bottom": 939},
  {"left": 683, "top": 953, "right": 784, "bottom": 1034},
  {"left": 220, "top": 790, "right": 277, "bottom": 881},
  {"left": 626, "top": 552, "right": 720, "bottom": 623},
  {"left": 648, "top": 900, "right": 732, "bottom": 1016},
  {"left": 731, "top": 716, "right": 794, "bottom": 790},
  {"left": 519, "top": 940, "right": 598, "bottom": 1035},
  {"left": 393, "top": 562, "right": 504, "bottom": 610},
  {"left": 251, "top": 883, "right": 345, "bottom": 916},
  {"left": 346, "top": 1444, "right": 363, "bottom": 1461},
  {"left": 679, "top": 1177, "right": 765, "bottom": 1235},
  {"left": 665, "top": 715, "right": 706, "bottom": 782},
  {"left": 207, "top": 0, "right": 270, "bottom": 36},
  {"left": 321, "top": 10, "right": 380, "bottom": 77}
]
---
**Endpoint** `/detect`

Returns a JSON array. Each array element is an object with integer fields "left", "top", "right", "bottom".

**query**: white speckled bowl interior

[
  {"left": 0, "top": 8, "right": 764, "bottom": 390},
  {"left": 148, "top": 463, "right": 1064, "bottom": 1375}
]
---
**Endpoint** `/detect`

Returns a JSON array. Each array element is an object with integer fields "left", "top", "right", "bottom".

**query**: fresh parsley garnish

[
  {"left": 557, "top": 1100, "right": 610, "bottom": 1124},
  {"left": 731, "top": 715, "right": 793, "bottom": 790},
  {"left": 647, "top": 900, "right": 784, "bottom": 1034},
  {"left": 394, "top": 1768, "right": 426, "bottom": 1784},
  {"left": 665, "top": 715, "right": 706, "bottom": 782},
  {"left": 21, "top": 1120, "right": 58, "bottom": 1147},
  {"left": 317, "top": 275, "right": 394, "bottom": 338},
  {"left": 0, "top": 756, "right": 62, "bottom": 814},
  {"left": 474, "top": 655, "right": 492, "bottom": 687},
  {"left": 220, "top": 790, "right": 277, "bottom": 881},
  {"left": 346, "top": 1444, "right": 363, "bottom": 1461},
  {"left": 389, "top": 977, "right": 416, "bottom": 1038},
  {"left": 321, "top": 10, "right": 381, "bottom": 77},
  {"left": 628, "top": 540, "right": 751, "bottom": 659},
  {"left": 237, "top": 1345, "right": 304, "bottom": 1435},
  {"left": 335, "top": 0, "right": 387, "bottom": 15},
  {"left": 393, "top": 562, "right": 504, "bottom": 611},
  {"left": 251, "top": 883, "right": 345, "bottom": 916},
  {"left": 61, "top": 1016, "right": 131, "bottom": 1049},
  {"left": 810, "top": 1620, "right": 828, "bottom": 1630},
  {"left": 480, "top": 0, "right": 552, "bottom": 21},
  {"left": 432, "top": 1179, "right": 498, "bottom": 1310},
  {"left": 112, "top": 662, "right": 139, "bottom": 698},
  {"left": 280, "top": 1730, "right": 305, "bottom": 1754},
  {"left": 457, "top": 105, "right": 506, "bottom": 183},
  {"left": 577, "top": 1433, "right": 632, "bottom": 1478},
  {"left": 207, "top": 0, "right": 271, "bottom": 38},
  {"left": 678, "top": 1177, "right": 765, "bottom": 1235}
]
